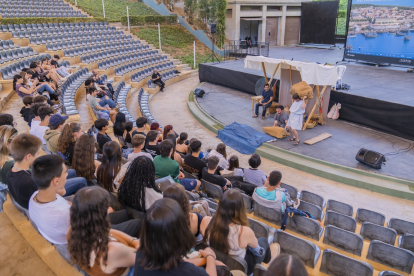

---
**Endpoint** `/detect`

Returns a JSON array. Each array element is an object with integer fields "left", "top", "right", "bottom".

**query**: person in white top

[
  {"left": 28, "top": 155, "right": 71, "bottom": 245},
  {"left": 207, "top": 143, "right": 228, "bottom": 169},
  {"left": 286, "top": 93, "right": 307, "bottom": 146},
  {"left": 29, "top": 105, "right": 53, "bottom": 145},
  {"left": 127, "top": 134, "right": 153, "bottom": 162}
]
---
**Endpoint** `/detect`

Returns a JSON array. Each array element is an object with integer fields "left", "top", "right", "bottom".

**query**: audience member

[
  {"left": 0, "top": 113, "right": 15, "bottom": 127},
  {"left": 51, "top": 55, "right": 72, "bottom": 77},
  {"left": 92, "top": 69, "right": 114, "bottom": 96},
  {"left": 68, "top": 186, "right": 138, "bottom": 276},
  {"left": 96, "top": 141, "right": 122, "bottom": 193},
  {"left": 252, "top": 170, "right": 286, "bottom": 213},
  {"left": 0, "top": 126, "right": 18, "bottom": 184},
  {"left": 29, "top": 62, "right": 57, "bottom": 90},
  {"left": 132, "top": 117, "right": 147, "bottom": 138},
  {"left": 162, "top": 124, "right": 175, "bottom": 140},
  {"left": 41, "top": 58, "right": 62, "bottom": 84},
  {"left": 23, "top": 70, "right": 56, "bottom": 101},
  {"left": 144, "top": 130, "right": 160, "bottom": 158},
  {"left": 207, "top": 143, "right": 228, "bottom": 169},
  {"left": 33, "top": 95, "right": 49, "bottom": 104},
  {"left": 163, "top": 185, "right": 207, "bottom": 243},
  {"left": 202, "top": 156, "right": 230, "bottom": 190},
  {"left": 244, "top": 153, "right": 267, "bottom": 187},
  {"left": 57, "top": 123, "right": 83, "bottom": 166},
  {"left": 127, "top": 134, "right": 153, "bottom": 162},
  {"left": 187, "top": 138, "right": 204, "bottom": 159},
  {"left": 183, "top": 139, "right": 206, "bottom": 179},
  {"left": 113, "top": 112, "right": 126, "bottom": 138},
  {"left": 13, "top": 74, "right": 38, "bottom": 98},
  {"left": 20, "top": 96, "right": 34, "bottom": 123},
  {"left": 166, "top": 133, "right": 183, "bottom": 167},
  {"left": 134, "top": 198, "right": 219, "bottom": 276},
  {"left": 44, "top": 113, "right": 68, "bottom": 154},
  {"left": 88, "top": 87, "right": 117, "bottom": 123},
  {"left": 123, "top": 121, "right": 134, "bottom": 144},
  {"left": 151, "top": 68, "right": 165, "bottom": 92},
  {"left": 118, "top": 156, "right": 162, "bottom": 212},
  {"left": 30, "top": 106, "right": 53, "bottom": 144},
  {"left": 28, "top": 102, "right": 46, "bottom": 128},
  {"left": 149, "top": 122, "right": 163, "bottom": 142},
  {"left": 228, "top": 155, "right": 244, "bottom": 177},
  {"left": 72, "top": 134, "right": 101, "bottom": 185},
  {"left": 265, "top": 255, "right": 308, "bottom": 276},
  {"left": 201, "top": 189, "right": 272, "bottom": 275},
  {"left": 175, "top": 132, "right": 188, "bottom": 155},
  {"left": 95, "top": 119, "right": 112, "bottom": 151},
  {"left": 153, "top": 140, "right": 201, "bottom": 191}
]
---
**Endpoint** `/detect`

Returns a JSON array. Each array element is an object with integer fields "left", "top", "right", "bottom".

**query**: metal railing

[{"left": 224, "top": 42, "right": 269, "bottom": 59}]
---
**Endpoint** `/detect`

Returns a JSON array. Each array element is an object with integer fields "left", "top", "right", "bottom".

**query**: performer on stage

[
  {"left": 253, "top": 83, "right": 273, "bottom": 119},
  {"left": 273, "top": 105, "right": 289, "bottom": 128},
  {"left": 286, "top": 93, "right": 307, "bottom": 145},
  {"left": 152, "top": 69, "right": 165, "bottom": 91}
]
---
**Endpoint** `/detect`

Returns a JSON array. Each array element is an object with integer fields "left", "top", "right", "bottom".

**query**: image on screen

[{"left": 344, "top": 0, "right": 414, "bottom": 66}]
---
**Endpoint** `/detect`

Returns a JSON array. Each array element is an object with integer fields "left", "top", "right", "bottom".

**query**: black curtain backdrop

[
  {"left": 329, "top": 91, "right": 414, "bottom": 141},
  {"left": 300, "top": 1, "right": 339, "bottom": 45}
]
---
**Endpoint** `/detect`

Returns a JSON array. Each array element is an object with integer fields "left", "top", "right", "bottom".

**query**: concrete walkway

[{"left": 149, "top": 76, "right": 414, "bottom": 222}]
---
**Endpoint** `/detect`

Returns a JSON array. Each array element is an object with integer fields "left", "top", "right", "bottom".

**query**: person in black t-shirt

[
  {"left": 144, "top": 130, "right": 160, "bottom": 158},
  {"left": 132, "top": 117, "right": 149, "bottom": 150},
  {"left": 202, "top": 156, "right": 231, "bottom": 190},
  {"left": 151, "top": 69, "right": 165, "bottom": 91},
  {"left": 95, "top": 119, "right": 112, "bottom": 152},
  {"left": 183, "top": 139, "right": 206, "bottom": 179}
]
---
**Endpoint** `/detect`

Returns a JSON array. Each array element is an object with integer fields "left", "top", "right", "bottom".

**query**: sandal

[
  {"left": 288, "top": 138, "right": 296, "bottom": 141},
  {"left": 293, "top": 140, "right": 300, "bottom": 146}
]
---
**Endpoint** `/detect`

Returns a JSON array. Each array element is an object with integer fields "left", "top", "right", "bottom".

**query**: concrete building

[{"left": 225, "top": 0, "right": 311, "bottom": 46}]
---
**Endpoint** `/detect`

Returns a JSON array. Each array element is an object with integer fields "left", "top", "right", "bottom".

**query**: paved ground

[
  {"left": 149, "top": 75, "right": 414, "bottom": 222},
  {"left": 197, "top": 82, "right": 414, "bottom": 181}
]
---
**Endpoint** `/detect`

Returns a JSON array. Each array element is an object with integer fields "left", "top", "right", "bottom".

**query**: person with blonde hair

[{"left": 0, "top": 125, "right": 18, "bottom": 184}]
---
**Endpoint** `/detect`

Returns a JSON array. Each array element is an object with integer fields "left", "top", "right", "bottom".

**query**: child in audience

[
  {"left": 144, "top": 130, "right": 160, "bottom": 158},
  {"left": 72, "top": 134, "right": 101, "bottom": 186},
  {"left": 127, "top": 134, "right": 153, "bottom": 162},
  {"left": 200, "top": 189, "right": 273, "bottom": 275},
  {"left": 252, "top": 170, "right": 287, "bottom": 213},
  {"left": 28, "top": 102, "right": 47, "bottom": 128},
  {"left": 134, "top": 198, "right": 219, "bottom": 276},
  {"left": 30, "top": 105, "right": 53, "bottom": 144},
  {"left": 0, "top": 126, "right": 18, "bottom": 184},
  {"left": 265, "top": 255, "right": 308, "bottom": 276},
  {"left": 20, "top": 96, "right": 33, "bottom": 123},
  {"left": 44, "top": 113, "right": 68, "bottom": 154},
  {"left": 244, "top": 153, "right": 267, "bottom": 187},
  {"left": 67, "top": 186, "right": 139, "bottom": 276},
  {"left": 207, "top": 143, "right": 228, "bottom": 169},
  {"left": 123, "top": 121, "right": 134, "bottom": 145},
  {"left": 202, "top": 156, "right": 231, "bottom": 191},
  {"left": 0, "top": 113, "right": 15, "bottom": 127},
  {"left": 228, "top": 155, "right": 244, "bottom": 177},
  {"left": 96, "top": 141, "right": 122, "bottom": 193},
  {"left": 175, "top": 132, "right": 188, "bottom": 155},
  {"left": 57, "top": 123, "right": 83, "bottom": 167},
  {"left": 117, "top": 156, "right": 162, "bottom": 212}
]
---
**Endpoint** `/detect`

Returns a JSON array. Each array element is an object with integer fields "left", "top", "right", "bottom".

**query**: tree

[
  {"left": 198, "top": 0, "right": 210, "bottom": 23},
  {"left": 215, "top": 0, "right": 227, "bottom": 48},
  {"left": 184, "top": 0, "right": 197, "bottom": 24}
]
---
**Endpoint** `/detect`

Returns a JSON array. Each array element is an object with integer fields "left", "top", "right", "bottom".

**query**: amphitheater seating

[
  {"left": 280, "top": 183, "right": 299, "bottom": 200},
  {"left": 0, "top": 47, "right": 38, "bottom": 64},
  {"left": 60, "top": 68, "right": 92, "bottom": 116},
  {"left": 378, "top": 272, "right": 404, "bottom": 276},
  {"left": 241, "top": 193, "right": 253, "bottom": 214},
  {"left": 356, "top": 208, "right": 386, "bottom": 226},
  {"left": 323, "top": 225, "right": 364, "bottom": 256},
  {"left": 0, "top": 39, "right": 19, "bottom": 50},
  {"left": 324, "top": 210, "right": 357, "bottom": 232},
  {"left": 253, "top": 201, "right": 282, "bottom": 226},
  {"left": 253, "top": 265, "right": 267, "bottom": 276},
  {"left": 2, "top": 22, "right": 110, "bottom": 35},
  {"left": 212, "top": 247, "right": 248, "bottom": 274},
  {"left": 367, "top": 240, "right": 414, "bottom": 273},
  {"left": 0, "top": 53, "right": 49, "bottom": 80},
  {"left": 300, "top": 190, "right": 326, "bottom": 209},
  {"left": 326, "top": 199, "right": 353, "bottom": 216},
  {"left": 248, "top": 217, "right": 275, "bottom": 244},
  {"left": 113, "top": 81, "right": 135, "bottom": 124},
  {"left": 388, "top": 218, "right": 414, "bottom": 236},
  {"left": 185, "top": 191, "right": 199, "bottom": 201},
  {"left": 360, "top": 222, "right": 397, "bottom": 245},
  {"left": 399, "top": 234, "right": 414, "bottom": 253},
  {"left": 201, "top": 179, "right": 223, "bottom": 200},
  {"left": 298, "top": 200, "right": 324, "bottom": 221},
  {"left": 320, "top": 249, "right": 374, "bottom": 276},
  {"left": 0, "top": 0, "right": 85, "bottom": 18},
  {"left": 285, "top": 214, "right": 323, "bottom": 241}
]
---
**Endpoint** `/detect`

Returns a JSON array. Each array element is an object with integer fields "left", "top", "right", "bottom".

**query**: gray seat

[
  {"left": 273, "top": 229, "right": 320, "bottom": 268},
  {"left": 360, "top": 222, "right": 397, "bottom": 245},
  {"left": 367, "top": 240, "right": 414, "bottom": 274},
  {"left": 253, "top": 264, "right": 267, "bottom": 276},
  {"left": 286, "top": 214, "right": 324, "bottom": 241},
  {"left": 399, "top": 234, "right": 414, "bottom": 254},
  {"left": 253, "top": 201, "right": 282, "bottom": 226},
  {"left": 241, "top": 193, "right": 253, "bottom": 214},
  {"left": 326, "top": 199, "right": 353, "bottom": 216},
  {"left": 9, "top": 194, "right": 29, "bottom": 220},
  {"left": 356, "top": 208, "right": 385, "bottom": 226},
  {"left": 54, "top": 244, "right": 90, "bottom": 276},
  {"left": 280, "top": 183, "right": 299, "bottom": 200},
  {"left": 320, "top": 249, "right": 374, "bottom": 276},
  {"left": 323, "top": 225, "right": 364, "bottom": 256},
  {"left": 248, "top": 217, "right": 275, "bottom": 244},
  {"left": 201, "top": 179, "right": 223, "bottom": 200},
  {"left": 324, "top": 210, "right": 356, "bottom": 232},
  {"left": 388, "top": 218, "right": 414, "bottom": 235},
  {"left": 300, "top": 190, "right": 325, "bottom": 209},
  {"left": 211, "top": 247, "right": 248, "bottom": 274},
  {"left": 298, "top": 200, "right": 324, "bottom": 221},
  {"left": 185, "top": 191, "right": 199, "bottom": 201},
  {"left": 378, "top": 271, "right": 403, "bottom": 276}
]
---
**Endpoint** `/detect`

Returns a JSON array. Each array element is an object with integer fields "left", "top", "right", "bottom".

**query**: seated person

[
  {"left": 252, "top": 170, "right": 286, "bottom": 213},
  {"left": 92, "top": 69, "right": 114, "bottom": 97},
  {"left": 0, "top": 113, "right": 15, "bottom": 127},
  {"left": 202, "top": 156, "right": 231, "bottom": 191},
  {"left": 95, "top": 119, "right": 112, "bottom": 152},
  {"left": 153, "top": 140, "right": 201, "bottom": 191},
  {"left": 244, "top": 154, "right": 267, "bottom": 187},
  {"left": 24, "top": 70, "right": 56, "bottom": 99},
  {"left": 252, "top": 83, "right": 273, "bottom": 119},
  {"left": 123, "top": 121, "right": 134, "bottom": 144},
  {"left": 273, "top": 105, "right": 289, "bottom": 128},
  {"left": 183, "top": 139, "right": 206, "bottom": 179},
  {"left": 29, "top": 105, "right": 53, "bottom": 145},
  {"left": 144, "top": 130, "right": 160, "bottom": 158},
  {"left": 27, "top": 102, "right": 47, "bottom": 128},
  {"left": 29, "top": 62, "right": 56, "bottom": 90},
  {"left": 207, "top": 143, "right": 228, "bottom": 169},
  {"left": 20, "top": 96, "right": 34, "bottom": 123},
  {"left": 127, "top": 134, "right": 153, "bottom": 162},
  {"left": 88, "top": 87, "right": 117, "bottom": 123},
  {"left": 51, "top": 55, "right": 72, "bottom": 77},
  {"left": 175, "top": 132, "right": 188, "bottom": 155},
  {"left": 152, "top": 68, "right": 165, "bottom": 91},
  {"left": 44, "top": 113, "right": 68, "bottom": 154}
]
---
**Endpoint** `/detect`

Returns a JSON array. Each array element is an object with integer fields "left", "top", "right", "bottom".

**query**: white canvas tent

[{"left": 244, "top": 56, "right": 338, "bottom": 129}]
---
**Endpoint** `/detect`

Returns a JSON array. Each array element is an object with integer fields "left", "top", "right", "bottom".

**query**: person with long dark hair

[
  {"left": 134, "top": 198, "right": 219, "bottom": 276},
  {"left": 175, "top": 132, "right": 188, "bottom": 155},
  {"left": 265, "top": 255, "right": 308, "bottom": 276},
  {"left": 166, "top": 132, "right": 183, "bottom": 167},
  {"left": 118, "top": 156, "right": 162, "bottom": 212},
  {"left": 227, "top": 155, "right": 243, "bottom": 177},
  {"left": 68, "top": 186, "right": 138, "bottom": 276},
  {"left": 207, "top": 143, "right": 228, "bottom": 169},
  {"left": 96, "top": 141, "right": 123, "bottom": 193},
  {"left": 72, "top": 134, "right": 100, "bottom": 185},
  {"left": 123, "top": 121, "right": 135, "bottom": 144},
  {"left": 57, "top": 123, "right": 83, "bottom": 166},
  {"left": 163, "top": 124, "right": 174, "bottom": 140},
  {"left": 113, "top": 112, "right": 126, "bottom": 138},
  {"left": 200, "top": 189, "right": 272, "bottom": 275}
]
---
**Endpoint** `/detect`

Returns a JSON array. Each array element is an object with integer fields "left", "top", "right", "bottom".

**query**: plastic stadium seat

[
  {"left": 201, "top": 179, "right": 223, "bottom": 200},
  {"left": 378, "top": 272, "right": 403, "bottom": 276},
  {"left": 211, "top": 247, "right": 247, "bottom": 274},
  {"left": 286, "top": 214, "right": 323, "bottom": 241},
  {"left": 360, "top": 222, "right": 397, "bottom": 245},
  {"left": 253, "top": 201, "right": 282, "bottom": 226},
  {"left": 300, "top": 190, "right": 326, "bottom": 209},
  {"left": 324, "top": 210, "right": 357, "bottom": 232},
  {"left": 323, "top": 225, "right": 364, "bottom": 256},
  {"left": 298, "top": 201, "right": 324, "bottom": 221},
  {"left": 356, "top": 208, "right": 386, "bottom": 226},
  {"left": 326, "top": 199, "right": 353, "bottom": 216},
  {"left": 399, "top": 234, "right": 414, "bottom": 253},
  {"left": 320, "top": 249, "right": 373, "bottom": 276},
  {"left": 367, "top": 240, "right": 414, "bottom": 273},
  {"left": 274, "top": 229, "right": 320, "bottom": 268},
  {"left": 248, "top": 217, "right": 275, "bottom": 244},
  {"left": 388, "top": 218, "right": 414, "bottom": 235}
]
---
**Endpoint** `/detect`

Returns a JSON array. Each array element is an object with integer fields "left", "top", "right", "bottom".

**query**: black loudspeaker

[
  {"left": 210, "top": 23, "right": 217, "bottom": 34},
  {"left": 194, "top": 88, "right": 205, "bottom": 98},
  {"left": 355, "top": 148, "right": 386, "bottom": 169}
]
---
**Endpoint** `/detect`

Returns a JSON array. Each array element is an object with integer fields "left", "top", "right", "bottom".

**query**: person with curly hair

[
  {"left": 67, "top": 186, "right": 138, "bottom": 276},
  {"left": 72, "top": 134, "right": 101, "bottom": 186},
  {"left": 117, "top": 156, "right": 162, "bottom": 212},
  {"left": 57, "top": 123, "right": 83, "bottom": 166},
  {"left": 0, "top": 125, "right": 18, "bottom": 184},
  {"left": 96, "top": 141, "right": 122, "bottom": 193}
]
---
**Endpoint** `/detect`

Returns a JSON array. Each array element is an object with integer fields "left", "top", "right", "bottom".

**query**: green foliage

[
  {"left": 215, "top": 0, "right": 226, "bottom": 48},
  {"left": 121, "top": 15, "right": 177, "bottom": 26},
  {"left": 184, "top": 0, "right": 198, "bottom": 24},
  {"left": 0, "top": 17, "right": 107, "bottom": 25},
  {"left": 66, "top": 0, "right": 159, "bottom": 22}
]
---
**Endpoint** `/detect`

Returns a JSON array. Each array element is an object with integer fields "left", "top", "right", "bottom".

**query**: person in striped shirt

[{"left": 243, "top": 154, "right": 267, "bottom": 187}]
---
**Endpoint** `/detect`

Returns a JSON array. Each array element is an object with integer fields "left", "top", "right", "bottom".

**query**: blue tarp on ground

[{"left": 217, "top": 122, "right": 275, "bottom": 154}]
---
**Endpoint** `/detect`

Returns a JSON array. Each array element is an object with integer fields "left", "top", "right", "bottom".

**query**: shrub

[
  {"left": 121, "top": 15, "right": 178, "bottom": 26},
  {"left": 0, "top": 17, "right": 107, "bottom": 25}
]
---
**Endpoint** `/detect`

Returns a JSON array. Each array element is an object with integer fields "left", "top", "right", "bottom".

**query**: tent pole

[
  {"left": 261, "top": 62, "right": 268, "bottom": 84},
  {"left": 268, "top": 63, "right": 280, "bottom": 90},
  {"left": 302, "top": 85, "right": 327, "bottom": 130}
]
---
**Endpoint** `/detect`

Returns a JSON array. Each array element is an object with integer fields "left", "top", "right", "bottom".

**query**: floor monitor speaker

[
  {"left": 355, "top": 148, "right": 386, "bottom": 169},
  {"left": 194, "top": 88, "right": 205, "bottom": 98}
]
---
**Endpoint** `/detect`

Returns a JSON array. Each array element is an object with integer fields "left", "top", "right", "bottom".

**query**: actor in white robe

[{"left": 286, "top": 94, "right": 307, "bottom": 145}]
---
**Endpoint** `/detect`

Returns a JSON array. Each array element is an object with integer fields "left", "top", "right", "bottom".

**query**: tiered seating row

[
  {"left": 131, "top": 62, "right": 176, "bottom": 82},
  {"left": 0, "top": 0, "right": 85, "bottom": 18},
  {"left": 61, "top": 68, "right": 92, "bottom": 116},
  {"left": 2, "top": 22, "right": 109, "bottom": 34},
  {"left": 0, "top": 53, "right": 49, "bottom": 80},
  {"left": 65, "top": 41, "right": 138, "bottom": 58},
  {"left": 0, "top": 47, "right": 37, "bottom": 64}
]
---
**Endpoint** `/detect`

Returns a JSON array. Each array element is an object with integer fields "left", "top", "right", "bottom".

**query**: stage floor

[
  {"left": 197, "top": 82, "right": 414, "bottom": 181},
  {"left": 219, "top": 46, "right": 414, "bottom": 107}
]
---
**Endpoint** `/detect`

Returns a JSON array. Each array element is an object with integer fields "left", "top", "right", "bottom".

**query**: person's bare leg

[{"left": 109, "top": 110, "right": 116, "bottom": 123}]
